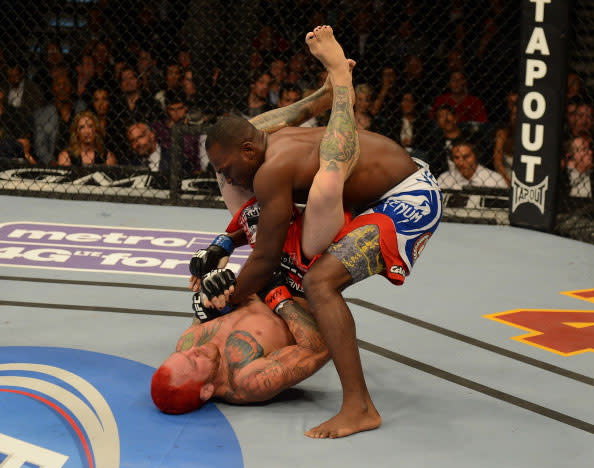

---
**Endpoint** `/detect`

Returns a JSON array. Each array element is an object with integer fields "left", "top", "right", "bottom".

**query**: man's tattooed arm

[
  {"left": 248, "top": 86, "right": 332, "bottom": 133},
  {"left": 223, "top": 300, "right": 328, "bottom": 403}
]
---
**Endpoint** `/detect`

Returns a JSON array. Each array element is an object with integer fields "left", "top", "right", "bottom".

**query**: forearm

[
  {"left": 231, "top": 252, "right": 278, "bottom": 305},
  {"left": 275, "top": 300, "right": 326, "bottom": 353},
  {"left": 249, "top": 87, "right": 331, "bottom": 133}
]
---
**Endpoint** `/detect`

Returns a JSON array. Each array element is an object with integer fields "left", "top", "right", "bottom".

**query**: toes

[{"left": 305, "top": 32, "right": 315, "bottom": 42}]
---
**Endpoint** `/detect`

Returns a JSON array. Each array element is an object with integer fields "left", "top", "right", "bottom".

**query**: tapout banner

[{"left": 510, "top": 0, "right": 570, "bottom": 230}]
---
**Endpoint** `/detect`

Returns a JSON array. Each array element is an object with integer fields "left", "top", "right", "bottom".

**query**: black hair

[
  {"left": 205, "top": 115, "right": 257, "bottom": 151},
  {"left": 279, "top": 83, "right": 302, "bottom": 100},
  {"left": 165, "top": 88, "right": 187, "bottom": 107}
]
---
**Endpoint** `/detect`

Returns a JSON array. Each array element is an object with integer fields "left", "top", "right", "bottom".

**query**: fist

[{"left": 201, "top": 269, "right": 236, "bottom": 310}]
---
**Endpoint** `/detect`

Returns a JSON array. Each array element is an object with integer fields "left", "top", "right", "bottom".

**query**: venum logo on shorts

[
  {"left": 389, "top": 265, "right": 406, "bottom": 276},
  {"left": 511, "top": 174, "right": 548, "bottom": 214},
  {"left": 412, "top": 232, "right": 432, "bottom": 262}
]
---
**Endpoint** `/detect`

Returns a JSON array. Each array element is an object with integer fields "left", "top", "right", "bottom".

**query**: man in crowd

[
  {"left": 112, "top": 66, "right": 162, "bottom": 157},
  {"left": 4, "top": 57, "right": 43, "bottom": 118},
  {"left": 562, "top": 132, "right": 593, "bottom": 199},
  {"left": 34, "top": 70, "right": 86, "bottom": 164},
  {"left": 127, "top": 122, "right": 169, "bottom": 173},
  {"left": 437, "top": 138, "right": 507, "bottom": 189},
  {"left": 152, "top": 89, "right": 205, "bottom": 175}
]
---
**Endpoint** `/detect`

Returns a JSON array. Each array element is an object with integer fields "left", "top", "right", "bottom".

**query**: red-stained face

[{"left": 171, "top": 345, "right": 220, "bottom": 385}]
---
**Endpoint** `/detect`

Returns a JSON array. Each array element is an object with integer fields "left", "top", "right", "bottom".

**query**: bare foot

[
  {"left": 305, "top": 26, "right": 349, "bottom": 77},
  {"left": 305, "top": 403, "right": 381, "bottom": 439}
]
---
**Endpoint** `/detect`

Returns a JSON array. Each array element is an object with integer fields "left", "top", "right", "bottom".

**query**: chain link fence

[
  {"left": 0, "top": 1, "right": 591, "bottom": 242},
  {"left": 556, "top": 0, "right": 594, "bottom": 244}
]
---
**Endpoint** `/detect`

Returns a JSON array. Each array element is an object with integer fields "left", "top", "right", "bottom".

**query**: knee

[
  {"left": 309, "top": 170, "right": 344, "bottom": 208},
  {"left": 303, "top": 258, "right": 350, "bottom": 304}
]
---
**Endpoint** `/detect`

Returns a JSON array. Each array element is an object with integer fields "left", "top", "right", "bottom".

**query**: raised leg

[{"left": 302, "top": 26, "right": 360, "bottom": 259}]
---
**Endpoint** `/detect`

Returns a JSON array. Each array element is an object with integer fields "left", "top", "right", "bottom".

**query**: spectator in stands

[
  {"left": 34, "top": 73, "right": 86, "bottom": 165},
  {"left": 562, "top": 132, "right": 593, "bottom": 199},
  {"left": 152, "top": 89, "right": 203, "bottom": 175},
  {"left": 137, "top": 49, "right": 162, "bottom": 94},
  {"left": 127, "top": 122, "right": 169, "bottom": 172},
  {"left": 178, "top": 49, "right": 192, "bottom": 71},
  {"left": 399, "top": 54, "right": 435, "bottom": 112},
  {"left": 565, "top": 97, "right": 580, "bottom": 141},
  {"left": 342, "top": 10, "right": 386, "bottom": 77},
  {"left": 74, "top": 54, "right": 96, "bottom": 100},
  {"left": 492, "top": 91, "right": 518, "bottom": 187},
  {"left": 285, "top": 52, "right": 309, "bottom": 91},
  {"left": 277, "top": 83, "right": 302, "bottom": 108},
  {"left": 237, "top": 68, "right": 273, "bottom": 118},
  {"left": 4, "top": 58, "right": 43, "bottom": 118},
  {"left": 354, "top": 83, "right": 376, "bottom": 131},
  {"left": 57, "top": 111, "right": 116, "bottom": 166},
  {"left": 426, "top": 104, "right": 471, "bottom": 177},
  {"left": 268, "top": 57, "right": 288, "bottom": 107},
  {"left": 569, "top": 101, "right": 593, "bottom": 139},
  {"left": 567, "top": 72, "right": 584, "bottom": 101},
  {"left": 251, "top": 26, "right": 290, "bottom": 62},
  {"left": 91, "top": 40, "right": 115, "bottom": 88},
  {"left": 181, "top": 69, "right": 201, "bottom": 114},
  {"left": 371, "top": 66, "right": 398, "bottom": 130},
  {"left": 382, "top": 91, "right": 430, "bottom": 155},
  {"left": 0, "top": 86, "right": 35, "bottom": 164},
  {"left": 437, "top": 138, "right": 507, "bottom": 190},
  {"left": 155, "top": 61, "right": 183, "bottom": 110},
  {"left": 112, "top": 66, "right": 162, "bottom": 156},
  {"left": 89, "top": 81, "right": 114, "bottom": 150},
  {"left": 431, "top": 71, "right": 487, "bottom": 124},
  {"left": 34, "top": 40, "right": 65, "bottom": 104}
]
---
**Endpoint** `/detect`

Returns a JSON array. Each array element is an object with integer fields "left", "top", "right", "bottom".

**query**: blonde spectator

[
  {"left": 57, "top": 111, "right": 116, "bottom": 166},
  {"left": 354, "top": 83, "right": 375, "bottom": 131}
]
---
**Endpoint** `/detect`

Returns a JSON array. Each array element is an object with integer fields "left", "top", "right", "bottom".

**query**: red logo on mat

[{"left": 484, "top": 289, "right": 594, "bottom": 356}]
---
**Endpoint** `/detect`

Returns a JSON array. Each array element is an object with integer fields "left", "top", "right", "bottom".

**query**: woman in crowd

[{"left": 57, "top": 110, "right": 116, "bottom": 166}]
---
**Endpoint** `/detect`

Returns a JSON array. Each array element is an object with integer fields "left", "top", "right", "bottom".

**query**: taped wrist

[
  {"left": 264, "top": 285, "right": 292, "bottom": 314},
  {"left": 211, "top": 234, "right": 235, "bottom": 255}
]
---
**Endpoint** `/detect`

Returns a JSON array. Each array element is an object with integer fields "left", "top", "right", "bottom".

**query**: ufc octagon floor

[{"left": 0, "top": 195, "right": 592, "bottom": 468}]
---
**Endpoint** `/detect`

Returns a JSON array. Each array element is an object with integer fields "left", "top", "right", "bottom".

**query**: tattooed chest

[{"left": 224, "top": 330, "right": 264, "bottom": 370}]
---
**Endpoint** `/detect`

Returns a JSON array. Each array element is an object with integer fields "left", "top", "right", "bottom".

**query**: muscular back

[{"left": 265, "top": 127, "right": 418, "bottom": 209}]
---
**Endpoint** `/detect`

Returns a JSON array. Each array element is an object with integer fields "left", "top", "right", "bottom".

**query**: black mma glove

[
  {"left": 192, "top": 291, "right": 232, "bottom": 323},
  {"left": 258, "top": 270, "right": 293, "bottom": 314},
  {"left": 201, "top": 268, "right": 237, "bottom": 302},
  {"left": 189, "top": 234, "right": 235, "bottom": 278}
]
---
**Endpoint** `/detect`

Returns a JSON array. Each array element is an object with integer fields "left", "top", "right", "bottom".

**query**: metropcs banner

[
  {"left": 510, "top": 0, "right": 570, "bottom": 230},
  {"left": 0, "top": 222, "right": 250, "bottom": 277}
]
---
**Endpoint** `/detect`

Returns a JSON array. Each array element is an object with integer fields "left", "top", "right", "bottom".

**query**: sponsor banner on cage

[
  {"left": 510, "top": 0, "right": 570, "bottom": 230},
  {"left": 0, "top": 222, "right": 249, "bottom": 277}
]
